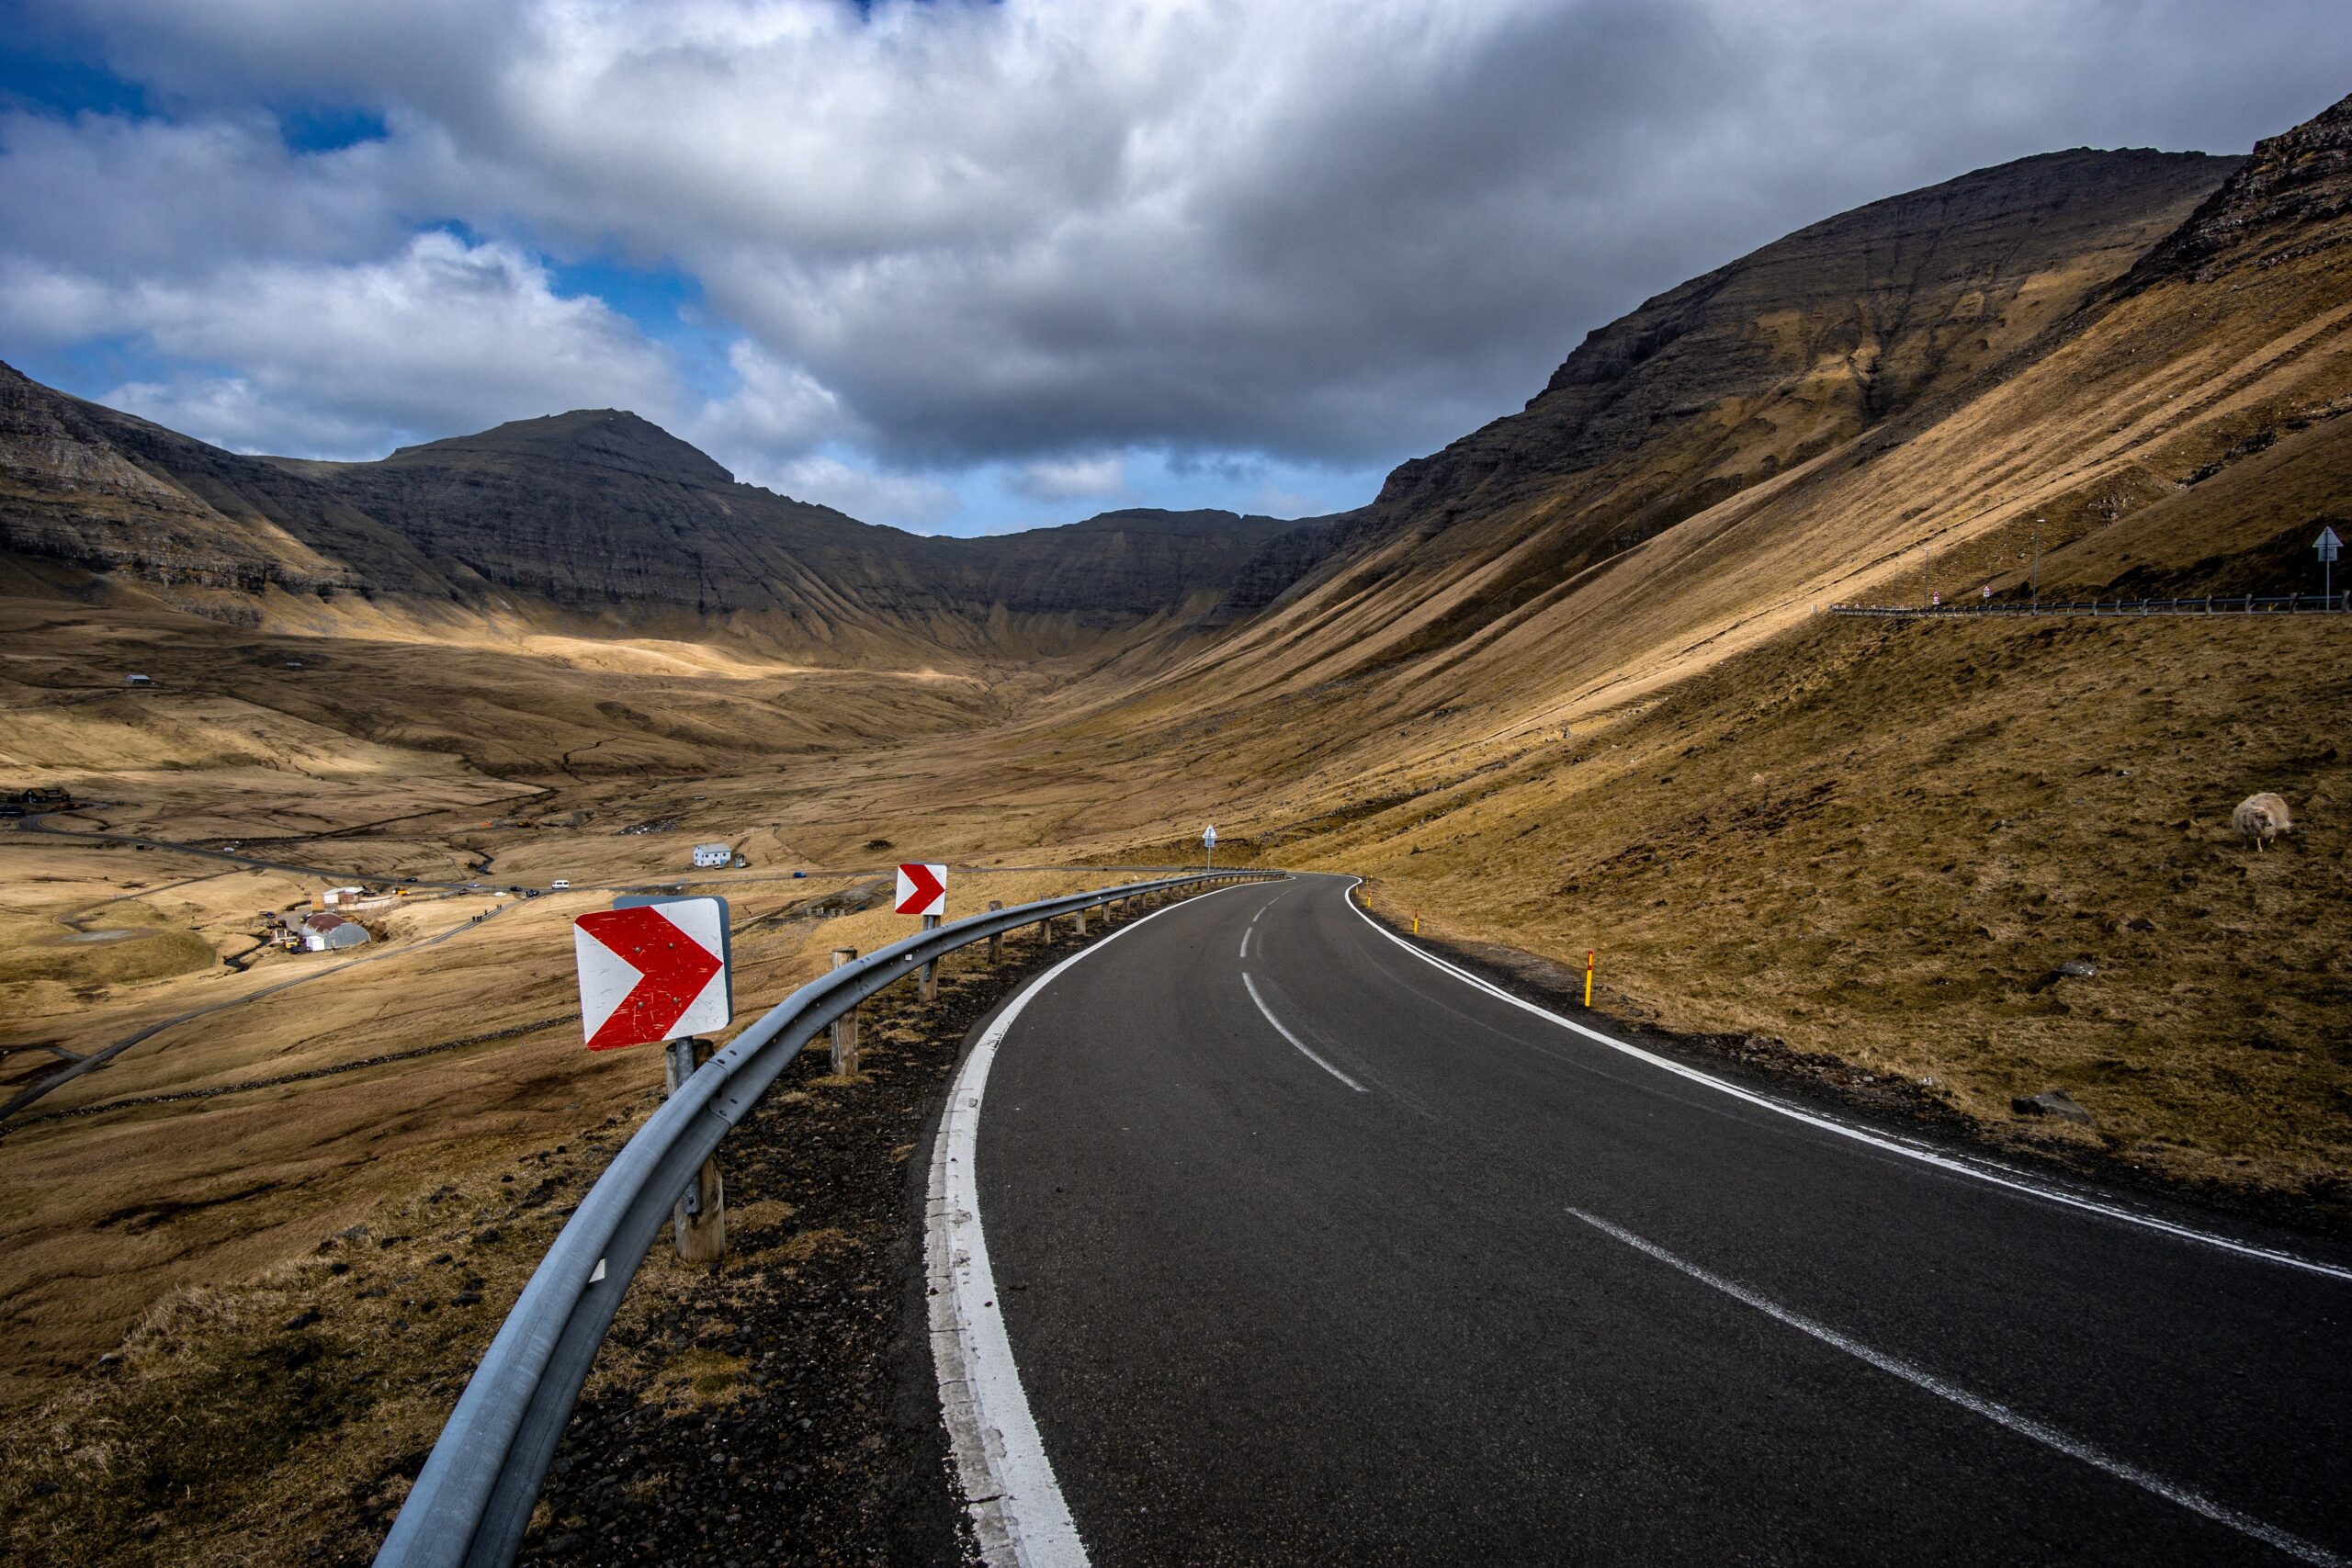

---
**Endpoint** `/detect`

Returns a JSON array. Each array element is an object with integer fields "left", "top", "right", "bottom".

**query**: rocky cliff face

[
  {"left": 0, "top": 366, "right": 364, "bottom": 592},
  {"left": 2120, "top": 92, "right": 2352, "bottom": 288},
  {"left": 0, "top": 372, "right": 1289, "bottom": 660},
  {"left": 1355, "top": 148, "right": 2237, "bottom": 556}
]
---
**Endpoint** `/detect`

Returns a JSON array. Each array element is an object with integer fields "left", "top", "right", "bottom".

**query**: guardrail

[
  {"left": 376, "top": 869, "right": 1281, "bottom": 1568},
  {"left": 1828, "top": 592, "right": 2347, "bottom": 619}
]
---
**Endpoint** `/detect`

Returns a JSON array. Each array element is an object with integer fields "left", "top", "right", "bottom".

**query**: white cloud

[
  {"left": 684, "top": 340, "right": 853, "bottom": 467},
  {"left": 0, "top": 107, "right": 404, "bottom": 278},
  {"left": 73, "top": 231, "right": 680, "bottom": 457},
  {"left": 1006, "top": 453, "right": 1126, "bottom": 502},
  {"left": 735, "top": 451, "right": 959, "bottom": 532},
  {"left": 9, "top": 0, "right": 2352, "bottom": 501}
]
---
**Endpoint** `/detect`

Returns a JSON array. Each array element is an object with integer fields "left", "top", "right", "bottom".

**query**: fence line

[{"left": 1828, "top": 592, "right": 2347, "bottom": 620}]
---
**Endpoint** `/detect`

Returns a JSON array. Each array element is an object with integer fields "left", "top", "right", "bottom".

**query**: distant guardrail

[
  {"left": 1829, "top": 592, "right": 2348, "bottom": 620},
  {"left": 376, "top": 868, "right": 1283, "bottom": 1568}
]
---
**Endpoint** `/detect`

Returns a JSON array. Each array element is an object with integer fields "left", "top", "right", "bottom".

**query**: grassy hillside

[{"left": 3, "top": 98, "right": 2350, "bottom": 1566}]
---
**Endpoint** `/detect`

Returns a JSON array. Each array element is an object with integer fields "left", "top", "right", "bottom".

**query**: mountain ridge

[{"left": 0, "top": 365, "right": 1295, "bottom": 664}]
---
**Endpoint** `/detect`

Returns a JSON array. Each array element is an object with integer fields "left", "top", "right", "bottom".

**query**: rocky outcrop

[
  {"left": 2118, "top": 91, "right": 2352, "bottom": 288},
  {"left": 1359, "top": 148, "right": 2237, "bottom": 545}
]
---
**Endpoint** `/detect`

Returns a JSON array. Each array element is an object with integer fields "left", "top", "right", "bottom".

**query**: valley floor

[{"left": 0, "top": 584, "right": 2346, "bottom": 1564}]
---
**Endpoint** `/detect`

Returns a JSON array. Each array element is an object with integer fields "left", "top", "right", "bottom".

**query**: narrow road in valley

[{"left": 941, "top": 873, "right": 2352, "bottom": 1565}]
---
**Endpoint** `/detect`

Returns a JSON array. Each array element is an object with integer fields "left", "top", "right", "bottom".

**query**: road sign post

[
  {"left": 575, "top": 896, "right": 735, "bottom": 1262},
  {"left": 1204, "top": 823, "right": 1216, "bottom": 873},
  {"left": 987, "top": 899, "right": 1004, "bottom": 964},
  {"left": 663, "top": 1036, "right": 725, "bottom": 1263},
  {"left": 830, "top": 947, "right": 859, "bottom": 1074},
  {"left": 2318, "top": 525, "right": 2341, "bottom": 606},
  {"left": 919, "top": 912, "right": 943, "bottom": 1000}
]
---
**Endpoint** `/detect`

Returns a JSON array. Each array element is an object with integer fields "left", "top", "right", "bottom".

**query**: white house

[{"left": 300, "top": 913, "right": 370, "bottom": 951}]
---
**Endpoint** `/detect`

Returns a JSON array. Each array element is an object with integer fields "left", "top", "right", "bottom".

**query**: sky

[{"left": 2, "top": 2, "right": 2346, "bottom": 536}]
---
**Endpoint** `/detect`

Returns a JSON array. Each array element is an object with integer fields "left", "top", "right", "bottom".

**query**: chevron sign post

[
  {"left": 574, "top": 897, "right": 732, "bottom": 1051},
  {"left": 896, "top": 862, "right": 947, "bottom": 918}
]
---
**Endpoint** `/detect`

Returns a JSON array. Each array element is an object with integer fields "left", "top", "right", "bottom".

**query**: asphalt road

[{"left": 961, "top": 873, "right": 2352, "bottom": 1565}]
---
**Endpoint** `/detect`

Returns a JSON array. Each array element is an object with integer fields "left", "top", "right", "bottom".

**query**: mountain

[
  {"left": 0, "top": 381, "right": 1289, "bottom": 663},
  {"left": 5, "top": 142, "right": 2245, "bottom": 686},
  {"left": 1177, "top": 146, "right": 2242, "bottom": 691}
]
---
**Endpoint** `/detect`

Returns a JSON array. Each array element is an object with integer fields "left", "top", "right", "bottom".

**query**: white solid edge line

[
  {"left": 926, "top": 881, "right": 1263, "bottom": 1567},
  {"left": 1566, "top": 1207, "right": 2347, "bottom": 1567},
  {"left": 1238, "top": 928, "right": 1250, "bottom": 959},
  {"left": 1242, "top": 972, "right": 1369, "bottom": 1092},
  {"left": 1340, "top": 880, "right": 2352, "bottom": 1283}
]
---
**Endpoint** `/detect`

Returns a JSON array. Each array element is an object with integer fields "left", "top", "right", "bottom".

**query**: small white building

[
  {"left": 300, "top": 913, "right": 370, "bottom": 951},
  {"left": 692, "top": 842, "right": 732, "bottom": 869}
]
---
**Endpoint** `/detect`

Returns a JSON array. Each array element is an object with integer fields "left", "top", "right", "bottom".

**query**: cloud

[
  {"left": 1005, "top": 453, "right": 1126, "bottom": 502},
  {"left": 83, "top": 231, "right": 682, "bottom": 457},
  {"left": 684, "top": 340, "right": 853, "bottom": 466},
  {"left": 735, "top": 451, "right": 959, "bottom": 532},
  {"left": 7, "top": 0, "right": 2352, "bottom": 517},
  {"left": 0, "top": 107, "right": 405, "bottom": 280}
]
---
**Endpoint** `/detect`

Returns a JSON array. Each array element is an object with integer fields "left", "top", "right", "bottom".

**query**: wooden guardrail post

[
  {"left": 920, "top": 912, "right": 942, "bottom": 1000},
  {"left": 830, "top": 948, "right": 859, "bottom": 1074},
  {"left": 664, "top": 1037, "right": 725, "bottom": 1263},
  {"left": 987, "top": 899, "right": 1004, "bottom": 964},
  {"left": 1073, "top": 903, "right": 1088, "bottom": 936}
]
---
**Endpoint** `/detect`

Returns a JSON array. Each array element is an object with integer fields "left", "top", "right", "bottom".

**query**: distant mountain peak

[{"left": 387, "top": 407, "right": 736, "bottom": 486}]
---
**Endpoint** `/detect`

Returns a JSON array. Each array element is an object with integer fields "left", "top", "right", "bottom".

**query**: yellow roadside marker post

[{"left": 1584, "top": 950, "right": 1596, "bottom": 1009}]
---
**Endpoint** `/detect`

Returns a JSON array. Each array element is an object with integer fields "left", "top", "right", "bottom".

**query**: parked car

[{"left": 550, "top": 878, "right": 571, "bottom": 890}]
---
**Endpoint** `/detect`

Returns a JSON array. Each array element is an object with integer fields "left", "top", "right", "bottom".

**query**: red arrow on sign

[
  {"left": 575, "top": 905, "right": 724, "bottom": 1051},
  {"left": 895, "top": 862, "right": 946, "bottom": 916}
]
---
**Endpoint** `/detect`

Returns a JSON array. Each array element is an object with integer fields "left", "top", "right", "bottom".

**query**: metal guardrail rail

[
  {"left": 376, "top": 869, "right": 1282, "bottom": 1568},
  {"left": 1829, "top": 592, "right": 2348, "bottom": 619}
]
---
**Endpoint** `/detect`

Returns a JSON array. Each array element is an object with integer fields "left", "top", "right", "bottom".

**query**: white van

[{"left": 550, "top": 879, "right": 571, "bottom": 890}]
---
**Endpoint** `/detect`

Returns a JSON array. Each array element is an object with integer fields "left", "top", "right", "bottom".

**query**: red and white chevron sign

[
  {"left": 573, "top": 898, "right": 731, "bottom": 1051},
  {"left": 895, "top": 862, "right": 947, "bottom": 917}
]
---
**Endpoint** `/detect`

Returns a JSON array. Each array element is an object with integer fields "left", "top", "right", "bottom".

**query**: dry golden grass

[
  {"left": 0, "top": 790, "right": 1149, "bottom": 1426},
  {"left": 0, "top": 895, "right": 1139, "bottom": 1567},
  {"left": 1283, "top": 613, "right": 2352, "bottom": 1206},
  {"left": 1, "top": 153, "right": 2347, "bottom": 1565},
  {"left": 0, "top": 1126, "right": 642, "bottom": 1567}
]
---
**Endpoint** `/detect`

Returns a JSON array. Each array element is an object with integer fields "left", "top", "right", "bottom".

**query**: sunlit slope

[
  {"left": 1106, "top": 120, "right": 2346, "bottom": 793},
  {"left": 999, "top": 101, "right": 2352, "bottom": 1209}
]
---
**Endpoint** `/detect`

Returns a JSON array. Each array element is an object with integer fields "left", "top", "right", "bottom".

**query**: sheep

[{"left": 2232, "top": 792, "right": 2292, "bottom": 851}]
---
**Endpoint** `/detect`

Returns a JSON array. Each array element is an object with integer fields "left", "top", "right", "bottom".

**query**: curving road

[{"left": 939, "top": 873, "right": 2352, "bottom": 1565}]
